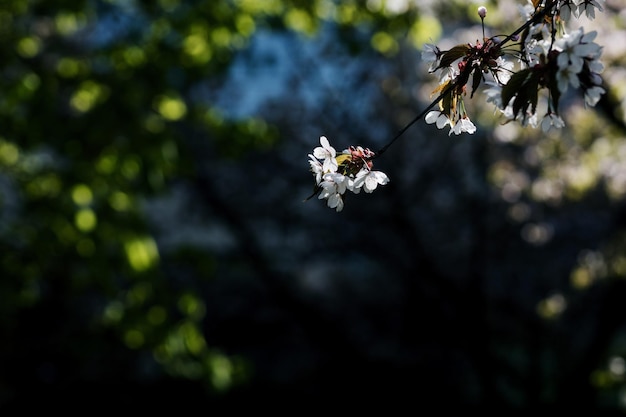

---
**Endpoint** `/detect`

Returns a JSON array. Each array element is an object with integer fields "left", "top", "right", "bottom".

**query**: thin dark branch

[{"left": 374, "top": 84, "right": 452, "bottom": 158}]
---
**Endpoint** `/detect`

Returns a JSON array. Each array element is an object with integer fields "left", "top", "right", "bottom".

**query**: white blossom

[
  {"left": 541, "top": 113, "right": 565, "bottom": 133},
  {"left": 556, "top": 65, "right": 581, "bottom": 93},
  {"left": 555, "top": 28, "right": 602, "bottom": 74},
  {"left": 493, "top": 57, "right": 514, "bottom": 85},
  {"left": 504, "top": 105, "right": 538, "bottom": 128},
  {"left": 319, "top": 172, "right": 347, "bottom": 196},
  {"left": 484, "top": 81, "right": 503, "bottom": 109},
  {"left": 578, "top": 0, "right": 604, "bottom": 19},
  {"left": 308, "top": 154, "right": 323, "bottom": 184},
  {"left": 318, "top": 172, "right": 348, "bottom": 212},
  {"left": 517, "top": 0, "right": 534, "bottom": 20},
  {"left": 425, "top": 110, "right": 450, "bottom": 129},
  {"left": 327, "top": 194, "right": 344, "bottom": 211},
  {"left": 313, "top": 136, "right": 338, "bottom": 173},
  {"left": 346, "top": 176, "right": 361, "bottom": 194},
  {"left": 556, "top": 31, "right": 585, "bottom": 73},
  {"left": 523, "top": 38, "right": 546, "bottom": 67},
  {"left": 528, "top": 22, "right": 552, "bottom": 43},
  {"left": 559, "top": 0, "right": 576, "bottom": 20},
  {"left": 353, "top": 169, "right": 390, "bottom": 193},
  {"left": 584, "top": 85, "right": 605, "bottom": 106},
  {"left": 450, "top": 117, "right": 477, "bottom": 136},
  {"left": 307, "top": 136, "right": 389, "bottom": 211},
  {"left": 317, "top": 187, "right": 344, "bottom": 212},
  {"left": 588, "top": 59, "right": 604, "bottom": 74},
  {"left": 422, "top": 43, "right": 441, "bottom": 72}
]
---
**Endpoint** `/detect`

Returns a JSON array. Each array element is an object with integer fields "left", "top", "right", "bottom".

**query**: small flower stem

[{"left": 496, "top": 0, "right": 556, "bottom": 49}]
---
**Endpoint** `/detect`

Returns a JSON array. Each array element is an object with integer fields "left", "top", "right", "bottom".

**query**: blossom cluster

[
  {"left": 422, "top": 36, "right": 511, "bottom": 136},
  {"left": 307, "top": 1, "right": 608, "bottom": 212},
  {"left": 307, "top": 136, "right": 389, "bottom": 212},
  {"left": 422, "top": 0, "right": 605, "bottom": 134}
]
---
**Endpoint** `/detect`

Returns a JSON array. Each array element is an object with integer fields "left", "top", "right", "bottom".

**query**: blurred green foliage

[
  {"left": 0, "top": 0, "right": 293, "bottom": 401},
  {"left": 0, "top": 0, "right": 429, "bottom": 404}
]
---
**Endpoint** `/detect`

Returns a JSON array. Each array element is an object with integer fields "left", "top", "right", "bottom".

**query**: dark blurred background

[{"left": 1, "top": 0, "right": 626, "bottom": 412}]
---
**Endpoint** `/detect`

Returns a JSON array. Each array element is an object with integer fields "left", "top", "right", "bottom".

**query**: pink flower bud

[{"left": 478, "top": 6, "right": 487, "bottom": 19}]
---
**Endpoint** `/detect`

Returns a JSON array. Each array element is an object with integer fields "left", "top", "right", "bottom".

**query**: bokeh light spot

[
  {"left": 124, "top": 329, "right": 145, "bottom": 349},
  {"left": 336, "top": 4, "right": 357, "bottom": 23},
  {"left": 537, "top": 293, "right": 567, "bottom": 319},
  {"left": 521, "top": 222, "right": 553, "bottom": 246},
  {"left": 55, "top": 12, "right": 83, "bottom": 35},
  {"left": 96, "top": 150, "right": 118, "bottom": 174},
  {"left": 109, "top": 191, "right": 131, "bottom": 211},
  {"left": 210, "top": 354, "right": 234, "bottom": 391},
  {"left": 284, "top": 8, "right": 314, "bottom": 34},
  {"left": 570, "top": 266, "right": 592, "bottom": 290},
  {"left": 0, "top": 140, "right": 19, "bottom": 166},
  {"left": 71, "top": 184, "right": 93, "bottom": 206},
  {"left": 371, "top": 31, "right": 398, "bottom": 55},
  {"left": 56, "top": 58, "right": 81, "bottom": 78},
  {"left": 235, "top": 13, "right": 255, "bottom": 37},
  {"left": 75, "top": 208, "right": 97, "bottom": 232},
  {"left": 156, "top": 95, "right": 187, "bottom": 121},
  {"left": 178, "top": 293, "right": 205, "bottom": 321},
  {"left": 22, "top": 73, "right": 40, "bottom": 92},
  {"left": 211, "top": 27, "right": 232, "bottom": 47},
  {"left": 183, "top": 33, "right": 212, "bottom": 64},
  {"left": 123, "top": 46, "right": 146, "bottom": 67},
  {"left": 610, "top": 357, "right": 626, "bottom": 377},
  {"left": 181, "top": 321, "right": 206, "bottom": 355},
  {"left": 16, "top": 36, "right": 41, "bottom": 58},
  {"left": 124, "top": 237, "right": 159, "bottom": 272},
  {"left": 121, "top": 155, "right": 141, "bottom": 179},
  {"left": 70, "top": 81, "right": 108, "bottom": 113},
  {"left": 409, "top": 15, "right": 442, "bottom": 47}
]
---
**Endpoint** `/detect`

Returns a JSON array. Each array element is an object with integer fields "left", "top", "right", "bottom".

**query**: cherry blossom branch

[
  {"left": 307, "top": 0, "right": 607, "bottom": 212},
  {"left": 376, "top": 0, "right": 558, "bottom": 159}
]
